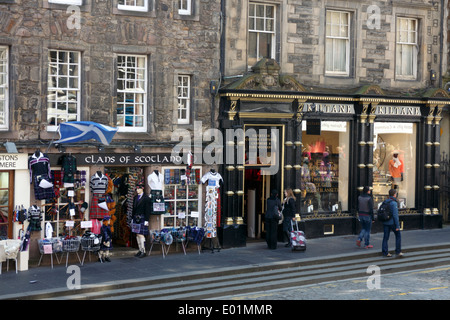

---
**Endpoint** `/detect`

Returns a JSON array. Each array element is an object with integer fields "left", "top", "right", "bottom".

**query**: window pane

[
  {"left": 372, "top": 123, "right": 416, "bottom": 209},
  {"left": 302, "top": 121, "right": 349, "bottom": 212}
]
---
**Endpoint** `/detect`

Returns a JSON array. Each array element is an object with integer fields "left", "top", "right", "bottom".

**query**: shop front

[
  {"left": 21, "top": 150, "right": 210, "bottom": 265},
  {"left": 217, "top": 60, "right": 450, "bottom": 248}
]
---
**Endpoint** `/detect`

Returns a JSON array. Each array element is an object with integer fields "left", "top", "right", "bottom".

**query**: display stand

[
  {"left": 37, "top": 238, "right": 62, "bottom": 269},
  {"left": 81, "top": 234, "right": 102, "bottom": 265},
  {"left": 61, "top": 237, "right": 81, "bottom": 267},
  {"left": 147, "top": 230, "right": 165, "bottom": 258}
]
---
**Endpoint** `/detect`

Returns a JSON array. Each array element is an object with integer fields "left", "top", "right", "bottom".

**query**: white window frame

[
  {"left": 325, "top": 10, "right": 350, "bottom": 76},
  {"left": 47, "top": 50, "right": 81, "bottom": 132},
  {"left": 117, "top": 0, "right": 148, "bottom": 12},
  {"left": 48, "top": 0, "right": 82, "bottom": 5},
  {"left": 116, "top": 54, "right": 147, "bottom": 132},
  {"left": 0, "top": 46, "right": 9, "bottom": 131},
  {"left": 162, "top": 166, "right": 202, "bottom": 229},
  {"left": 41, "top": 167, "right": 89, "bottom": 238},
  {"left": 177, "top": 75, "right": 190, "bottom": 124},
  {"left": 248, "top": 3, "right": 276, "bottom": 64},
  {"left": 395, "top": 17, "right": 418, "bottom": 80},
  {"left": 178, "top": 0, "right": 191, "bottom": 15}
]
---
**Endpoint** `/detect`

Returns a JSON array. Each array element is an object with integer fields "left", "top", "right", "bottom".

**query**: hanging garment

[{"left": 28, "top": 205, "right": 42, "bottom": 231}]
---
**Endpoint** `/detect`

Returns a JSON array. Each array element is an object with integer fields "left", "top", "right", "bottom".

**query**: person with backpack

[
  {"left": 356, "top": 186, "right": 374, "bottom": 249},
  {"left": 381, "top": 188, "right": 403, "bottom": 257}
]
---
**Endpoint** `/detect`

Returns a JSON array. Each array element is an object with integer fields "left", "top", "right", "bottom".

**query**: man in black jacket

[
  {"left": 356, "top": 186, "right": 374, "bottom": 249},
  {"left": 132, "top": 184, "right": 152, "bottom": 257}
]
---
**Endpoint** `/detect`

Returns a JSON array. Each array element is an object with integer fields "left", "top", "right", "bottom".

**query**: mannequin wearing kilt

[{"left": 132, "top": 184, "right": 151, "bottom": 257}]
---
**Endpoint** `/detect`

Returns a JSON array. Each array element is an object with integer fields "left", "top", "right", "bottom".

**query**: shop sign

[
  {"left": 375, "top": 106, "right": 421, "bottom": 116},
  {"left": 0, "top": 153, "right": 28, "bottom": 170},
  {"left": 303, "top": 103, "right": 354, "bottom": 114},
  {"left": 50, "top": 153, "right": 183, "bottom": 166}
]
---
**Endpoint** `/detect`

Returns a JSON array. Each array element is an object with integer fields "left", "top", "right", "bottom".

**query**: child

[{"left": 100, "top": 216, "right": 112, "bottom": 262}]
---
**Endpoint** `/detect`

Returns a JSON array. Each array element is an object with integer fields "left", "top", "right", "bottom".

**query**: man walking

[
  {"left": 356, "top": 186, "right": 374, "bottom": 249},
  {"left": 381, "top": 188, "right": 403, "bottom": 257}
]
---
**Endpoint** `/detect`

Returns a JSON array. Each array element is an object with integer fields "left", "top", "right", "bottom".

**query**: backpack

[{"left": 377, "top": 199, "right": 392, "bottom": 222}]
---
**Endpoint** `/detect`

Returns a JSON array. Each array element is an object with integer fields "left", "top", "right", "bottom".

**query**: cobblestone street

[{"left": 226, "top": 266, "right": 450, "bottom": 300}]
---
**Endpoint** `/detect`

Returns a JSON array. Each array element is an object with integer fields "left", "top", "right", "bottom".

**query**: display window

[
  {"left": 372, "top": 122, "right": 417, "bottom": 209},
  {"left": 41, "top": 168, "right": 89, "bottom": 237},
  {"left": 163, "top": 167, "right": 201, "bottom": 228},
  {"left": 301, "top": 121, "right": 350, "bottom": 212}
]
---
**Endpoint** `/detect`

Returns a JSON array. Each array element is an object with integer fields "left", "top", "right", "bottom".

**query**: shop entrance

[
  {"left": 105, "top": 167, "right": 144, "bottom": 247},
  {"left": 244, "top": 169, "right": 278, "bottom": 239}
]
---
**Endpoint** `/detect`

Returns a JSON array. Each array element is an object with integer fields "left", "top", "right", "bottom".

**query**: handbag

[{"left": 278, "top": 210, "right": 284, "bottom": 224}]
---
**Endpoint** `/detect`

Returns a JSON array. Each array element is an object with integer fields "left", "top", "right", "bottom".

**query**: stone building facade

[
  {"left": 218, "top": 0, "right": 450, "bottom": 247},
  {"left": 0, "top": 0, "right": 221, "bottom": 268}
]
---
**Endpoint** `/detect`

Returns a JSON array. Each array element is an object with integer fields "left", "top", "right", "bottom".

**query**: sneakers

[
  {"left": 356, "top": 239, "right": 361, "bottom": 247},
  {"left": 365, "top": 245, "right": 373, "bottom": 249}
]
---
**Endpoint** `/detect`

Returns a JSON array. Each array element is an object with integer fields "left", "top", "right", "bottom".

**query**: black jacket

[
  {"left": 283, "top": 197, "right": 296, "bottom": 219},
  {"left": 266, "top": 197, "right": 282, "bottom": 220},
  {"left": 132, "top": 193, "right": 152, "bottom": 222}
]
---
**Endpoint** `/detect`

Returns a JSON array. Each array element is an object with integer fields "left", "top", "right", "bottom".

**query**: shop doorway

[
  {"left": 244, "top": 169, "right": 278, "bottom": 239},
  {"left": 105, "top": 167, "right": 144, "bottom": 247}
]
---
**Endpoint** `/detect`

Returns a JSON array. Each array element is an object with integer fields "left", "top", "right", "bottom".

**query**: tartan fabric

[
  {"left": 131, "top": 220, "right": 149, "bottom": 236},
  {"left": 89, "top": 193, "right": 109, "bottom": 219},
  {"left": 33, "top": 175, "right": 55, "bottom": 200},
  {"left": 52, "top": 170, "right": 63, "bottom": 187}
]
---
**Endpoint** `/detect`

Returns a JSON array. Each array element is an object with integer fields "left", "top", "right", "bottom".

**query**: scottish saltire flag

[{"left": 55, "top": 121, "right": 118, "bottom": 145}]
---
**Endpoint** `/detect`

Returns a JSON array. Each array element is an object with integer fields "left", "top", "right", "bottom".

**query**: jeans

[
  {"left": 382, "top": 224, "right": 402, "bottom": 255},
  {"left": 358, "top": 215, "right": 372, "bottom": 246}
]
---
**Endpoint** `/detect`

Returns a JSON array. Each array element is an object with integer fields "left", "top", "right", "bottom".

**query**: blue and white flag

[{"left": 55, "top": 121, "right": 118, "bottom": 145}]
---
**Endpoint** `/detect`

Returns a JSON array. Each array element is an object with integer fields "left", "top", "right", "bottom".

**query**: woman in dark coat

[
  {"left": 282, "top": 188, "right": 296, "bottom": 247},
  {"left": 265, "top": 189, "right": 282, "bottom": 249}
]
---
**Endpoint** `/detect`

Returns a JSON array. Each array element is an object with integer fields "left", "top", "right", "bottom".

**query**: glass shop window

[
  {"left": 163, "top": 167, "right": 201, "bottom": 228},
  {"left": 301, "top": 121, "right": 350, "bottom": 213},
  {"left": 372, "top": 122, "right": 417, "bottom": 209}
]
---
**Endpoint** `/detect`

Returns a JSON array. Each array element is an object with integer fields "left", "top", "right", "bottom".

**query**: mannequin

[
  {"left": 89, "top": 171, "right": 110, "bottom": 219},
  {"left": 131, "top": 183, "right": 151, "bottom": 257},
  {"left": 147, "top": 169, "right": 165, "bottom": 214},
  {"left": 29, "top": 150, "right": 54, "bottom": 200},
  {"left": 389, "top": 152, "right": 404, "bottom": 190},
  {"left": 200, "top": 169, "right": 223, "bottom": 251}
]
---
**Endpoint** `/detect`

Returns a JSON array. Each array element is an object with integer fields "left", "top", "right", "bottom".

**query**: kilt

[
  {"left": 89, "top": 193, "right": 109, "bottom": 219},
  {"left": 131, "top": 216, "right": 149, "bottom": 236},
  {"left": 33, "top": 175, "right": 55, "bottom": 200},
  {"left": 150, "top": 190, "right": 165, "bottom": 215}
]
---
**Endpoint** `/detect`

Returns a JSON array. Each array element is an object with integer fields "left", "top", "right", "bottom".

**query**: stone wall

[
  {"left": 0, "top": 0, "right": 221, "bottom": 144},
  {"left": 224, "top": 0, "right": 446, "bottom": 91}
]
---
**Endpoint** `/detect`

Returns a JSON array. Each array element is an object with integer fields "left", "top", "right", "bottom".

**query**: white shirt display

[{"left": 147, "top": 171, "right": 163, "bottom": 190}]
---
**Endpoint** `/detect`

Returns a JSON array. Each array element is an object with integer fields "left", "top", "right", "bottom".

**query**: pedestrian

[
  {"left": 265, "top": 189, "right": 282, "bottom": 249},
  {"left": 99, "top": 216, "right": 112, "bottom": 262},
  {"left": 356, "top": 186, "right": 374, "bottom": 249},
  {"left": 282, "top": 188, "right": 296, "bottom": 247},
  {"left": 382, "top": 188, "right": 403, "bottom": 257}
]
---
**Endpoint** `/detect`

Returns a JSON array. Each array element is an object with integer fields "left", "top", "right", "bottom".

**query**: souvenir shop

[
  {"left": 11, "top": 150, "right": 221, "bottom": 270},
  {"left": 217, "top": 62, "right": 450, "bottom": 247}
]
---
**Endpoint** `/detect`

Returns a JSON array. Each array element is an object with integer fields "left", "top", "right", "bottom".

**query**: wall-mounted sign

[
  {"left": 303, "top": 103, "right": 354, "bottom": 114},
  {"left": 375, "top": 106, "right": 421, "bottom": 116},
  {"left": 49, "top": 153, "right": 184, "bottom": 166},
  {"left": 0, "top": 153, "right": 28, "bottom": 170}
]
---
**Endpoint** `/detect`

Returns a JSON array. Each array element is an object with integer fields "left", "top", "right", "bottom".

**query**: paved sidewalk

[{"left": 0, "top": 225, "right": 449, "bottom": 299}]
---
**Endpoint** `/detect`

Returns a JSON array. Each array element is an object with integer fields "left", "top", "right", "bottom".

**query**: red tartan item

[{"left": 89, "top": 193, "right": 109, "bottom": 219}]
